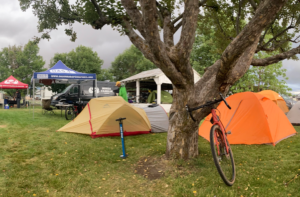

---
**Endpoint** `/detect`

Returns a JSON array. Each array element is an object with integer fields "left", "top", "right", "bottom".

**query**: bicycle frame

[{"left": 211, "top": 109, "right": 230, "bottom": 155}]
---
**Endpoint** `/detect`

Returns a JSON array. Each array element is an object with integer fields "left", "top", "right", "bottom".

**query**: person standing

[
  {"left": 115, "top": 81, "right": 128, "bottom": 102},
  {"left": 15, "top": 89, "right": 21, "bottom": 108}
]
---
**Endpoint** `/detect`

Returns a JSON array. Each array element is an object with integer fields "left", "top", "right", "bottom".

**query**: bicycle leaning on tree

[{"left": 186, "top": 93, "right": 236, "bottom": 186}]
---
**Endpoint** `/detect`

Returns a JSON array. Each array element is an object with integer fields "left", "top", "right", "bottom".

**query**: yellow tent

[
  {"left": 258, "top": 90, "right": 289, "bottom": 113},
  {"left": 58, "top": 96, "right": 151, "bottom": 138}
]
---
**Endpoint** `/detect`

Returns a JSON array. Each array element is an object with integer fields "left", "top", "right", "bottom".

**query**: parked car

[
  {"left": 51, "top": 81, "right": 119, "bottom": 107},
  {"left": 281, "top": 94, "right": 296, "bottom": 110}
]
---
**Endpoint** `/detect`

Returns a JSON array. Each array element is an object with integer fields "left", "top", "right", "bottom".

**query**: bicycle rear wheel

[
  {"left": 65, "top": 106, "right": 75, "bottom": 120},
  {"left": 210, "top": 124, "right": 236, "bottom": 186}
]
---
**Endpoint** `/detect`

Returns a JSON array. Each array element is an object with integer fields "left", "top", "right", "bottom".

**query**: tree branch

[
  {"left": 122, "top": 3, "right": 185, "bottom": 89},
  {"left": 216, "top": 15, "right": 234, "bottom": 40},
  {"left": 235, "top": 0, "right": 242, "bottom": 35},
  {"left": 156, "top": 1, "right": 165, "bottom": 28},
  {"left": 163, "top": 15, "right": 174, "bottom": 47},
  {"left": 259, "top": 39, "right": 294, "bottom": 52},
  {"left": 248, "top": 0, "right": 257, "bottom": 11},
  {"left": 225, "top": 37, "right": 259, "bottom": 86},
  {"left": 261, "top": 25, "right": 295, "bottom": 49},
  {"left": 258, "top": 24, "right": 271, "bottom": 47},
  {"left": 122, "top": 19, "right": 158, "bottom": 66},
  {"left": 171, "top": 0, "right": 208, "bottom": 31},
  {"left": 90, "top": 0, "right": 104, "bottom": 18},
  {"left": 216, "top": 0, "right": 288, "bottom": 84},
  {"left": 290, "top": 35, "right": 300, "bottom": 43},
  {"left": 173, "top": 21, "right": 182, "bottom": 34},
  {"left": 140, "top": 0, "right": 161, "bottom": 51},
  {"left": 154, "top": 1, "right": 174, "bottom": 46},
  {"left": 176, "top": 0, "right": 200, "bottom": 59},
  {"left": 255, "top": 46, "right": 275, "bottom": 53},
  {"left": 171, "top": 13, "right": 183, "bottom": 26},
  {"left": 252, "top": 45, "right": 300, "bottom": 66},
  {"left": 121, "top": 0, "right": 147, "bottom": 38},
  {"left": 90, "top": 0, "right": 111, "bottom": 29}
]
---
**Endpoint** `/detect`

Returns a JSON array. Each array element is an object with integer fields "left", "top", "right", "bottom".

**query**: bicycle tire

[
  {"left": 210, "top": 124, "right": 236, "bottom": 186},
  {"left": 65, "top": 106, "right": 75, "bottom": 120}
]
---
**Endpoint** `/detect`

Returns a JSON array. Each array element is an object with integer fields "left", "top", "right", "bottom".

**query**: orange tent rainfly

[
  {"left": 258, "top": 90, "right": 289, "bottom": 113},
  {"left": 198, "top": 92, "right": 296, "bottom": 145},
  {"left": 58, "top": 96, "right": 151, "bottom": 138}
]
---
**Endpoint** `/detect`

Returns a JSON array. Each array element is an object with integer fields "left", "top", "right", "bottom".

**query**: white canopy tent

[{"left": 121, "top": 68, "right": 201, "bottom": 104}]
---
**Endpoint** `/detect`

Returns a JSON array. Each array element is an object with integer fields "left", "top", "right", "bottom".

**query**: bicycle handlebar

[
  {"left": 219, "top": 93, "right": 231, "bottom": 110},
  {"left": 186, "top": 93, "right": 231, "bottom": 122}
]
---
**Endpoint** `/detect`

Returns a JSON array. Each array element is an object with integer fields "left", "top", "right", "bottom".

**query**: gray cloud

[{"left": 282, "top": 58, "right": 300, "bottom": 92}]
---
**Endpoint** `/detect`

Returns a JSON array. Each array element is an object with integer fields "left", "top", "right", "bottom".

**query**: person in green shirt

[{"left": 116, "top": 81, "right": 128, "bottom": 102}]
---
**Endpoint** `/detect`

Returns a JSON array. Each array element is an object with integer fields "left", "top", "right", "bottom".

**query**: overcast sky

[{"left": 1, "top": 0, "right": 300, "bottom": 93}]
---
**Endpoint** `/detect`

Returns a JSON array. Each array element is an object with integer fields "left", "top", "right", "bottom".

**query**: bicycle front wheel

[
  {"left": 65, "top": 106, "right": 75, "bottom": 120},
  {"left": 210, "top": 124, "right": 236, "bottom": 186}
]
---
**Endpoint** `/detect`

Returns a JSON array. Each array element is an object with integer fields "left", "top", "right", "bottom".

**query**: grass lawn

[{"left": 0, "top": 107, "right": 299, "bottom": 197}]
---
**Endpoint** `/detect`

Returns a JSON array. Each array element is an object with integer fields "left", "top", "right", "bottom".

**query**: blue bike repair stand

[{"left": 116, "top": 117, "right": 127, "bottom": 158}]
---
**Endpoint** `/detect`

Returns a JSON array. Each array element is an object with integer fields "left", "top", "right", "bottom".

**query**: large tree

[
  {"left": 110, "top": 45, "right": 156, "bottom": 81},
  {"left": 20, "top": 0, "right": 300, "bottom": 159},
  {"left": 98, "top": 68, "right": 114, "bottom": 81},
  {"left": 0, "top": 41, "right": 45, "bottom": 96}
]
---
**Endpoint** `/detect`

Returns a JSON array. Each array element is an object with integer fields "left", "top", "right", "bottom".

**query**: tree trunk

[{"left": 166, "top": 86, "right": 200, "bottom": 159}]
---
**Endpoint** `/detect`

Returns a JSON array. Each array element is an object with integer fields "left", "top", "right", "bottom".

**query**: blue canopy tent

[{"left": 31, "top": 60, "right": 97, "bottom": 118}]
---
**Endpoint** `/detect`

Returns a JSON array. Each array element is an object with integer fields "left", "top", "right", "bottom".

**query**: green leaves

[
  {"left": 230, "top": 52, "right": 291, "bottom": 95},
  {"left": 190, "top": 22, "right": 221, "bottom": 75},
  {"left": 110, "top": 45, "right": 156, "bottom": 81},
  {"left": 49, "top": 45, "right": 103, "bottom": 80},
  {"left": 0, "top": 41, "right": 45, "bottom": 96}
]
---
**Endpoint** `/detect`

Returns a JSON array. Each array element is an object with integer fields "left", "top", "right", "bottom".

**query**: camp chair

[{"left": 42, "top": 99, "right": 55, "bottom": 115}]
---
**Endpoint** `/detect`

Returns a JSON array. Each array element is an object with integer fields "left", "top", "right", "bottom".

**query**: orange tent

[
  {"left": 258, "top": 90, "right": 289, "bottom": 113},
  {"left": 198, "top": 92, "right": 296, "bottom": 145}
]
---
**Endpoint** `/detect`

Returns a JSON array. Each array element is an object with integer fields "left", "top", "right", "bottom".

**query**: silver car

[{"left": 281, "top": 94, "right": 296, "bottom": 110}]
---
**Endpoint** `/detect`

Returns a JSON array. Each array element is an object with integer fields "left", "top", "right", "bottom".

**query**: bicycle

[
  {"left": 186, "top": 93, "right": 236, "bottom": 186},
  {"left": 65, "top": 102, "right": 85, "bottom": 120},
  {"left": 65, "top": 106, "right": 76, "bottom": 120}
]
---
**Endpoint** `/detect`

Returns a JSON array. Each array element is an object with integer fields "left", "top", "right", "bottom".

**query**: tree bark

[{"left": 166, "top": 85, "right": 200, "bottom": 159}]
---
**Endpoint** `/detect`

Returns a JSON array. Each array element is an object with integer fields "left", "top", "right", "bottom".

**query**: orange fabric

[
  {"left": 258, "top": 90, "right": 289, "bottom": 113},
  {"left": 198, "top": 92, "right": 296, "bottom": 145}
]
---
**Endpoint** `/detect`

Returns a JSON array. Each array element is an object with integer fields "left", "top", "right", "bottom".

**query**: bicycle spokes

[{"left": 210, "top": 125, "right": 236, "bottom": 186}]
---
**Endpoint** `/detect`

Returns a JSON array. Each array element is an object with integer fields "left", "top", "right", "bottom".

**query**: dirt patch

[
  {"left": 134, "top": 156, "right": 168, "bottom": 180},
  {"left": 0, "top": 125, "right": 7, "bottom": 128}
]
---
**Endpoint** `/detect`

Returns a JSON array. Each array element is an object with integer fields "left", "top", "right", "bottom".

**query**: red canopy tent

[{"left": 0, "top": 75, "right": 28, "bottom": 89}]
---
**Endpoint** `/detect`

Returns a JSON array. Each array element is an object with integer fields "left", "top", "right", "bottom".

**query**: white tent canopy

[{"left": 121, "top": 68, "right": 201, "bottom": 104}]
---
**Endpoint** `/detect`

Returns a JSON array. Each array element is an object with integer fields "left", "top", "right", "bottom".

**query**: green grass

[{"left": 0, "top": 107, "right": 299, "bottom": 196}]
